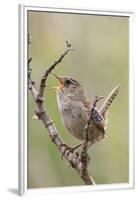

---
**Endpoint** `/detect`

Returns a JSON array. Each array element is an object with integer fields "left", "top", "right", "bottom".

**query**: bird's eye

[{"left": 65, "top": 79, "right": 71, "bottom": 85}]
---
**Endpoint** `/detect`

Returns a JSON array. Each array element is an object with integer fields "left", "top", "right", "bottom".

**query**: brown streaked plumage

[{"left": 52, "top": 74, "right": 120, "bottom": 145}]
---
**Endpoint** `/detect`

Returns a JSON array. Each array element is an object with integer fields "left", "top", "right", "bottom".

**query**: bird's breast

[
  {"left": 56, "top": 92, "right": 106, "bottom": 143},
  {"left": 56, "top": 93, "right": 86, "bottom": 140}
]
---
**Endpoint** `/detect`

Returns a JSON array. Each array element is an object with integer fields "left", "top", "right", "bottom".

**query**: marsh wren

[{"left": 50, "top": 74, "right": 120, "bottom": 146}]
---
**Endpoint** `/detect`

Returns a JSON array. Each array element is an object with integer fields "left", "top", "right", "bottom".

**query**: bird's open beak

[
  {"left": 47, "top": 74, "right": 64, "bottom": 91},
  {"left": 51, "top": 73, "right": 64, "bottom": 84}
]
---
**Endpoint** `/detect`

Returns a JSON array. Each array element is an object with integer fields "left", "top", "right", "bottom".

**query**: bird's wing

[{"left": 91, "top": 108, "right": 105, "bottom": 133}]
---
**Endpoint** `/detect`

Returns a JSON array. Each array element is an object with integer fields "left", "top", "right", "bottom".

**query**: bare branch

[
  {"left": 38, "top": 41, "right": 74, "bottom": 100},
  {"left": 80, "top": 95, "right": 105, "bottom": 184},
  {"left": 28, "top": 39, "right": 94, "bottom": 185}
]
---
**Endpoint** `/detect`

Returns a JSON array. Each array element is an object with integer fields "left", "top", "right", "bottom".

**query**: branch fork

[{"left": 28, "top": 36, "right": 95, "bottom": 185}]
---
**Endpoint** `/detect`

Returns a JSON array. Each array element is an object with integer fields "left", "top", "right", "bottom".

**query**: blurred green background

[{"left": 28, "top": 11, "right": 129, "bottom": 188}]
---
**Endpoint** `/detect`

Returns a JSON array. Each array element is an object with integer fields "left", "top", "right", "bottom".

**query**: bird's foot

[{"left": 59, "top": 143, "right": 82, "bottom": 159}]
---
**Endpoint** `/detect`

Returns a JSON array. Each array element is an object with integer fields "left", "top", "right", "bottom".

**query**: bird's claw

[{"left": 59, "top": 143, "right": 81, "bottom": 160}]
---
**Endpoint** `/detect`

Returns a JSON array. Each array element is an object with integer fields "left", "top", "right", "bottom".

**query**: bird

[{"left": 49, "top": 74, "right": 120, "bottom": 149}]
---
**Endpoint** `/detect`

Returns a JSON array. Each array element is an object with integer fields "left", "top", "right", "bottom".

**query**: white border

[
  {"left": 19, "top": 4, "right": 28, "bottom": 195},
  {"left": 19, "top": 4, "right": 134, "bottom": 196}
]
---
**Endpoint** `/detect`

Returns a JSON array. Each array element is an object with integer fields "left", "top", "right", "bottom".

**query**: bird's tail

[{"left": 100, "top": 84, "right": 120, "bottom": 119}]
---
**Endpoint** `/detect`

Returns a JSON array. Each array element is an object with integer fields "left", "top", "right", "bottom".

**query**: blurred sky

[{"left": 28, "top": 10, "right": 129, "bottom": 188}]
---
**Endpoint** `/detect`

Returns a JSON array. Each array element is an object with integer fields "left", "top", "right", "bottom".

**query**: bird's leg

[
  {"left": 59, "top": 143, "right": 82, "bottom": 159},
  {"left": 66, "top": 143, "right": 82, "bottom": 152}
]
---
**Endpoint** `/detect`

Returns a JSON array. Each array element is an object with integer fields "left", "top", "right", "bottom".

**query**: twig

[
  {"left": 28, "top": 37, "right": 94, "bottom": 185},
  {"left": 38, "top": 42, "right": 74, "bottom": 99},
  {"left": 80, "top": 96, "right": 104, "bottom": 184}
]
